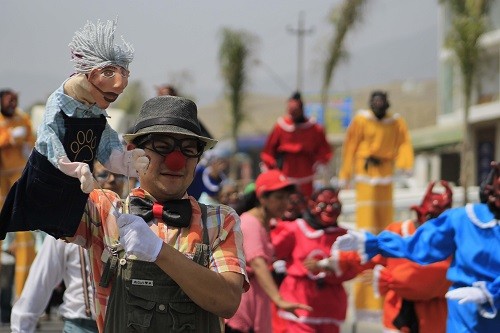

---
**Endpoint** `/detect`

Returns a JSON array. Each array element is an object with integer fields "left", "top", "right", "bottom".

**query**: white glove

[
  {"left": 58, "top": 157, "right": 94, "bottom": 193},
  {"left": 105, "top": 149, "right": 149, "bottom": 177},
  {"left": 11, "top": 126, "right": 27, "bottom": 139},
  {"left": 117, "top": 214, "right": 163, "bottom": 262},
  {"left": 446, "top": 287, "right": 487, "bottom": 305},
  {"left": 334, "top": 230, "right": 365, "bottom": 251}
]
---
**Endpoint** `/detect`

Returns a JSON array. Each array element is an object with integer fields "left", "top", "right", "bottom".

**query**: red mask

[
  {"left": 411, "top": 180, "right": 453, "bottom": 223},
  {"left": 309, "top": 189, "right": 342, "bottom": 227}
]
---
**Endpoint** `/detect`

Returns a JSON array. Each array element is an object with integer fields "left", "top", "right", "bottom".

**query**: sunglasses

[{"left": 137, "top": 134, "right": 206, "bottom": 158}]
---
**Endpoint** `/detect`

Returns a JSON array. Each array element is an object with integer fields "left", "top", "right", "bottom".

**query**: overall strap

[
  {"left": 199, "top": 203, "right": 209, "bottom": 245},
  {"left": 192, "top": 203, "right": 210, "bottom": 267}
]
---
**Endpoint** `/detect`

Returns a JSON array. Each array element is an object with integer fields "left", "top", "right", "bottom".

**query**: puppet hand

[
  {"left": 106, "top": 149, "right": 148, "bottom": 177},
  {"left": 334, "top": 230, "right": 365, "bottom": 251},
  {"left": 446, "top": 287, "right": 487, "bottom": 305},
  {"left": 117, "top": 214, "right": 163, "bottom": 262},
  {"left": 58, "top": 157, "right": 94, "bottom": 193},
  {"left": 77, "top": 163, "right": 94, "bottom": 193},
  {"left": 11, "top": 126, "right": 27, "bottom": 139},
  {"left": 131, "top": 149, "right": 149, "bottom": 175}
]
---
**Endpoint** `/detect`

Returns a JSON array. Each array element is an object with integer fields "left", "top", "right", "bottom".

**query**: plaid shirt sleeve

[{"left": 205, "top": 203, "right": 250, "bottom": 292}]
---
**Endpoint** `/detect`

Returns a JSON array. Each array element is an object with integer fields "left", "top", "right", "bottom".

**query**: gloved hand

[
  {"left": 11, "top": 126, "right": 27, "bottom": 139},
  {"left": 105, "top": 149, "right": 149, "bottom": 177},
  {"left": 445, "top": 286, "right": 487, "bottom": 305},
  {"left": 333, "top": 230, "right": 365, "bottom": 251},
  {"left": 58, "top": 157, "right": 94, "bottom": 193},
  {"left": 117, "top": 214, "right": 163, "bottom": 262}
]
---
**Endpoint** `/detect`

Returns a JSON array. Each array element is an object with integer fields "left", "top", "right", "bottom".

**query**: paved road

[
  {"left": 0, "top": 318, "right": 383, "bottom": 333},
  {"left": 0, "top": 317, "right": 64, "bottom": 332}
]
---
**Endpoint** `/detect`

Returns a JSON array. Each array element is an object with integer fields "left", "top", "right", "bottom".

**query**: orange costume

[
  {"left": 326, "top": 181, "right": 452, "bottom": 332},
  {"left": 0, "top": 91, "right": 36, "bottom": 300},
  {"left": 329, "top": 223, "right": 450, "bottom": 333},
  {"left": 0, "top": 105, "right": 34, "bottom": 206},
  {"left": 338, "top": 98, "right": 413, "bottom": 320},
  {"left": 373, "top": 220, "right": 450, "bottom": 333}
]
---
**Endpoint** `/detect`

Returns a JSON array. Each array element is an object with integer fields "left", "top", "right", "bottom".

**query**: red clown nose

[{"left": 164, "top": 150, "right": 186, "bottom": 171}]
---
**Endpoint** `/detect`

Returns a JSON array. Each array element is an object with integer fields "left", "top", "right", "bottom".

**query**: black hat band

[{"left": 134, "top": 117, "right": 201, "bottom": 136}]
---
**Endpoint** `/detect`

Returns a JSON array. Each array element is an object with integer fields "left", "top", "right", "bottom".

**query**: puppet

[{"left": 0, "top": 19, "right": 148, "bottom": 239}]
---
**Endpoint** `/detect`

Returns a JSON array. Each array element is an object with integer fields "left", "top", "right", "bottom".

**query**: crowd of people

[{"left": 0, "top": 17, "right": 498, "bottom": 333}]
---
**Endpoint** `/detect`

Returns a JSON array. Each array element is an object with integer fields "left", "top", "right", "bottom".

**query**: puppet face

[
  {"left": 309, "top": 189, "right": 341, "bottom": 227},
  {"left": 0, "top": 91, "right": 18, "bottom": 117},
  {"left": 88, "top": 65, "right": 129, "bottom": 109}
]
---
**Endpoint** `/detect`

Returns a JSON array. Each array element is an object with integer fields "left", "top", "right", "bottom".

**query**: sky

[{"left": 0, "top": 0, "right": 439, "bottom": 110}]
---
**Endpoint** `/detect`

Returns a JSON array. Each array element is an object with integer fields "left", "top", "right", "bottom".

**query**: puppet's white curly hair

[{"left": 69, "top": 18, "right": 134, "bottom": 74}]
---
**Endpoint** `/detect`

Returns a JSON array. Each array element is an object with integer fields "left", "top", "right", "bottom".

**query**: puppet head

[
  {"left": 411, "top": 180, "right": 453, "bottom": 224},
  {"left": 68, "top": 19, "right": 134, "bottom": 109},
  {"left": 0, "top": 89, "right": 18, "bottom": 117},
  {"left": 479, "top": 161, "right": 500, "bottom": 218},
  {"left": 308, "top": 187, "right": 342, "bottom": 227}
]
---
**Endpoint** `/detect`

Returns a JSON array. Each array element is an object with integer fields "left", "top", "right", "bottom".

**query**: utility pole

[{"left": 287, "top": 11, "right": 314, "bottom": 92}]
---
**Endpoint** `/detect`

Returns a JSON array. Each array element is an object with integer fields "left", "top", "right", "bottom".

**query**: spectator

[{"left": 226, "top": 170, "right": 312, "bottom": 333}]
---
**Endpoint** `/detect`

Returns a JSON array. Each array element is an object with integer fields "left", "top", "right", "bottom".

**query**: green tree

[
  {"left": 440, "top": 0, "right": 492, "bottom": 204},
  {"left": 321, "top": 0, "right": 366, "bottom": 113},
  {"left": 218, "top": 28, "right": 257, "bottom": 153}
]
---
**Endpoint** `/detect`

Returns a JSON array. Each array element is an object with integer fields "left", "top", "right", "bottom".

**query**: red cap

[{"left": 255, "top": 170, "right": 294, "bottom": 198}]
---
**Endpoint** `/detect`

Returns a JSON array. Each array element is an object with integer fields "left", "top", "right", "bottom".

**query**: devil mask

[{"left": 411, "top": 180, "right": 453, "bottom": 224}]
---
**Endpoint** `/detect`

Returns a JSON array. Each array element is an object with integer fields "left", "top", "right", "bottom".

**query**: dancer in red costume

[
  {"left": 272, "top": 187, "right": 358, "bottom": 333},
  {"left": 261, "top": 92, "right": 332, "bottom": 198}
]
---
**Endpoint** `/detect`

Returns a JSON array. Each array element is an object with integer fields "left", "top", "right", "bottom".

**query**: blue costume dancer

[{"left": 334, "top": 161, "right": 500, "bottom": 333}]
